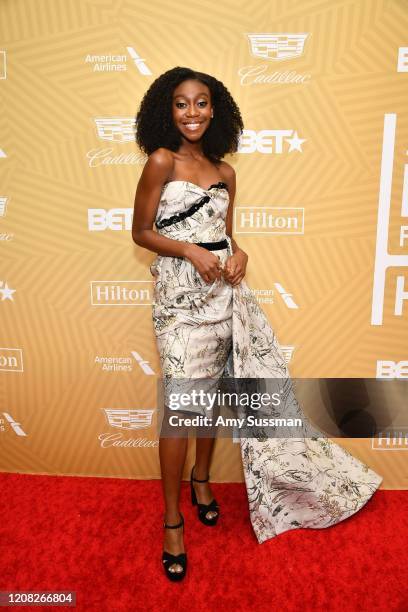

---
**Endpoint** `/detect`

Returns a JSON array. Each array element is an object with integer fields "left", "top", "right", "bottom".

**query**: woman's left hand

[{"left": 223, "top": 249, "right": 248, "bottom": 286}]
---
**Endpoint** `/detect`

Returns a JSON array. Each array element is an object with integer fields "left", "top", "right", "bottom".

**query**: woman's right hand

[{"left": 184, "top": 243, "right": 224, "bottom": 284}]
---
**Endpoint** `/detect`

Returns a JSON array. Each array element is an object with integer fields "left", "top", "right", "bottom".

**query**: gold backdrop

[{"left": 1, "top": 0, "right": 407, "bottom": 488}]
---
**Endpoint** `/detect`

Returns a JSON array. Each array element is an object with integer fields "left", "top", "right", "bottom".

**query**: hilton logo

[
  {"left": 0, "top": 348, "right": 24, "bottom": 372},
  {"left": 90, "top": 281, "right": 153, "bottom": 306},
  {"left": 372, "top": 429, "right": 408, "bottom": 450},
  {"left": 234, "top": 207, "right": 304, "bottom": 234}
]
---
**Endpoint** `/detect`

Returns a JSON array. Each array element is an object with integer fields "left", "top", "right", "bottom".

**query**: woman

[{"left": 132, "top": 67, "right": 382, "bottom": 582}]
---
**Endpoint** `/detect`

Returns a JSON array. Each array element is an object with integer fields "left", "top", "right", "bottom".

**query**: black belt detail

[
  {"left": 173, "top": 239, "right": 229, "bottom": 260},
  {"left": 194, "top": 239, "right": 229, "bottom": 251}
]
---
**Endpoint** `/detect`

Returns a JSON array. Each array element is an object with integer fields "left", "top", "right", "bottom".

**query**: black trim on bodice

[{"left": 155, "top": 182, "right": 228, "bottom": 229}]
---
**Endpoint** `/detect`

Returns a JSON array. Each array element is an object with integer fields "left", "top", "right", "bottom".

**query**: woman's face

[{"left": 171, "top": 79, "right": 212, "bottom": 141}]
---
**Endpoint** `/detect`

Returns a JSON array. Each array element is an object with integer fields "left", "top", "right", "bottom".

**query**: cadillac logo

[
  {"left": 246, "top": 33, "right": 308, "bottom": 61},
  {"left": 103, "top": 408, "right": 154, "bottom": 430}
]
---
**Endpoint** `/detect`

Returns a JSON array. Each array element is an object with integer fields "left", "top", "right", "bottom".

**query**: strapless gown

[{"left": 149, "top": 180, "right": 383, "bottom": 544}]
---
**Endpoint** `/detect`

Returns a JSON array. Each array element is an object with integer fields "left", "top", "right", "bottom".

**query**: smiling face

[{"left": 171, "top": 79, "right": 213, "bottom": 141}]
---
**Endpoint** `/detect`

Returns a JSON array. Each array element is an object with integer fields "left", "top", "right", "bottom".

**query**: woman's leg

[
  {"left": 160, "top": 436, "right": 188, "bottom": 522},
  {"left": 193, "top": 437, "right": 218, "bottom": 520},
  {"left": 159, "top": 435, "right": 188, "bottom": 573}
]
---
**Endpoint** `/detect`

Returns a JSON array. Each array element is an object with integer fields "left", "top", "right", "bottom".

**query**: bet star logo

[{"left": 0, "top": 281, "right": 16, "bottom": 301}]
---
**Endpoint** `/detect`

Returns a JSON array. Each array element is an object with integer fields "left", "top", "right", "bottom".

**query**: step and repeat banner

[{"left": 1, "top": 0, "right": 407, "bottom": 487}]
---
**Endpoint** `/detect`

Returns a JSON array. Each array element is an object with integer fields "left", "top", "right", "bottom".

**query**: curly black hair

[{"left": 135, "top": 66, "right": 244, "bottom": 165}]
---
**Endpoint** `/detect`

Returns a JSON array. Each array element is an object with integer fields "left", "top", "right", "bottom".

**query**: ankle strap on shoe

[
  {"left": 192, "top": 466, "right": 210, "bottom": 483},
  {"left": 192, "top": 475, "right": 209, "bottom": 482},
  {"left": 163, "top": 513, "right": 184, "bottom": 529}
]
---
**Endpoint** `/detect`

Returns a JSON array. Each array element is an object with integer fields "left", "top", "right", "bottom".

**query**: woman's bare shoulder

[
  {"left": 142, "top": 148, "right": 175, "bottom": 185},
  {"left": 218, "top": 160, "right": 236, "bottom": 189},
  {"left": 147, "top": 147, "right": 174, "bottom": 169},
  {"left": 137, "top": 148, "right": 175, "bottom": 193}
]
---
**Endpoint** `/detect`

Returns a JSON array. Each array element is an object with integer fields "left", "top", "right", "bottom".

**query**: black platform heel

[
  {"left": 162, "top": 512, "right": 187, "bottom": 582},
  {"left": 190, "top": 465, "right": 220, "bottom": 526}
]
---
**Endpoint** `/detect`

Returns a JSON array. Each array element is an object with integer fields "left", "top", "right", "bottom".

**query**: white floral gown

[{"left": 149, "top": 180, "right": 383, "bottom": 544}]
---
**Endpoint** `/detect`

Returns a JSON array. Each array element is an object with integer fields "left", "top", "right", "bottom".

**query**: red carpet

[{"left": 0, "top": 473, "right": 406, "bottom": 611}]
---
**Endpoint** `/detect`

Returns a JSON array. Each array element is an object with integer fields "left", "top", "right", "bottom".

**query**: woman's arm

[
  {"left": 132, "top": 148, "right": 192, "bottom": 258},
  {"left": 223, "top": 164, "right": 248, "bottom": 285},
  {"left": 224, "top": 163, "right": 239, "bottom": 250}
]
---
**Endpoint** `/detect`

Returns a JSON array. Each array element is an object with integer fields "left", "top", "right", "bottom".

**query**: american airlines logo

[
  {"left": 126, "top": 46, "right": 151, "bottom": 74},
  {"left": 248, "top": 283, "right": 299, "bottom": 309},
  {"left": 0, "top": 348, "right": 23, "bottom": 372},
  {"left": 275, "top": 284, "right": 299, "bottom": 309},
  {"left": 90, "top": 281, "right": 153, "bottom": 306},
  {"left": 0, "top": 413, "right": 27, "bottom": 436},
  {"left": 234, "top": 207, "right": 304, "bottom": 234},
  {"left": 371, "top": 114, "right": 408, "bottom": 325},
  {"left": 250, "top": 288, "right": 274, "bottom": 304},
  {"left": 238, "top": 129, "right": 306, "bottom": 153},
  {"left": 95, "top": 350, "right": 155, "bottom": 374},
  {"left": 239, "top": 33, "right": 311, "bottom": 86},
  {"left": 131, "top": 351, "right": 155, "bottom": 374},
  {"left": 247, "top": 285, "right": 299, "bottom": 309},
  {"left": 372, "top": 429, "right": 408, "bottom": 450},
  {"left": 248, "top": 287, "right": 298, "bottom": 309},
  {"left": 84, "top": 46, "right": 151, "bottom": 74}
]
